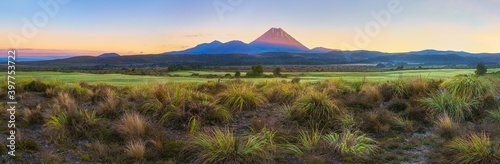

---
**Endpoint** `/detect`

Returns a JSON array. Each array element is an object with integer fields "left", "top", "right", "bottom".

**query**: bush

[
  {"left": 476, "top": 62, "right": 487, "bottom": 76},
  {"left": 447, "top": 133, "right": 499, "bottom": 164},
  {"left": 217, "top": 85, "right": 267, "bottom": 111}
]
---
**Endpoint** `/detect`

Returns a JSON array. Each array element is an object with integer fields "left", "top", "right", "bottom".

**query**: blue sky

[{"left": 1, "top": 0, "right": 499, "bottom": 55}]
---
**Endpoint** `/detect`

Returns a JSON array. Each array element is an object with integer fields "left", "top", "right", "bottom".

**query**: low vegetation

[{"left": 1, "top": 70, "right": 499, "bottom": 163}]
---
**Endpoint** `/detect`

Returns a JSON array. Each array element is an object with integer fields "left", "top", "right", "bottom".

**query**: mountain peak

[{"left": 250, "top": 28, "right": 309, "bottom": 51}]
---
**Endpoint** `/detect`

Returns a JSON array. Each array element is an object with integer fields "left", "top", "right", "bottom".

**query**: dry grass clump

[
  {"left": 433, "top": 113, "right": 459, "bottom": 139},
  {"left": 217, "top": 85, "right": 267, "bottom": 111},
  {"left": 52, "top": 92, "right": 77, "bottom": 114},
  {"left": 264, "top": 82, "right": 302, "bottom": 104},
  {"left": 117, "top": 112, "right": 149, "bottom": 139},
  {"left": 98, "top": 95, "right": 121, "bottom": 119},
  {"left": 361, "top": 84, "right": 382, "bottom": 103},
  {"left": 125, "top": 139, "right": 146, "bottom": 161},
  {"left": 316, "top": 78, "right": 354, "bottom": 96},
  {"left": 361, "top": 109, "right": 398, "bottom": 133},
  {"left": 21, "top": 105, "right": 45, "bottom": 125}
]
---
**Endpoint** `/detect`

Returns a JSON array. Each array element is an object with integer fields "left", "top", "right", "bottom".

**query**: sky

[{"left": 1, "top": 0, "right": 500, "bottom": 56}]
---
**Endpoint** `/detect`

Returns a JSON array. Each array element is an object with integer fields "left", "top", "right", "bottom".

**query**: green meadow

[{"left": 12, "top": 68, "right": 500, "bottom": 86}]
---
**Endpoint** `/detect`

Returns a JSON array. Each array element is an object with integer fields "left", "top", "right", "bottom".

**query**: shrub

[
  {"left": 125, "top": 140, "right": 145, "bottom": 161},
  {"left": 475, "top": 62, "right": 487, "bottom": 76},
  {"left": 325, "top": 130, "right": 378, "bottom": 159},
  {"left": 117, "top": 112, "right": 149, "bottom": 139},
  {"left": 217, "top": 85, "right": 267, "bottom": 111},
  {"left": 433, "top": 113, "right": 459, "bottom": 139},
  {"left": 291, "top": 90, "right": 345, "bottom": 124},
  {"left": 421, "top": 90, "right": 478, "bottom": 121},
  {"left": 447, "top": 132, "right": 499, "bottom": 164},
  {"left": 187, "top": 127, "right": 275, "bottom": 163}
]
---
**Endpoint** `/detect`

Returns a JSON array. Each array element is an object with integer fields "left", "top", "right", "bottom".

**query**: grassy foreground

[
  {"left": 10, "top": 68, "right": 500, "bottom": 85},
  {"left": 0, "top": 71, "right": 499, "bottom": 163}
]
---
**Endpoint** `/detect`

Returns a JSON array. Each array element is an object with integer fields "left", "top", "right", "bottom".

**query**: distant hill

[
  {"left": 98, "top": 53, "right": 121, "bottom": 58},
  {"left": 20, "top": 49, "right": 500, "bottom": 68}
]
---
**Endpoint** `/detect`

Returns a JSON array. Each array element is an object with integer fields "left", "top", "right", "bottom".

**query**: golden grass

[
  {"left": 117, "top": 112, "right": 148, "bottom": 139},
  {"left": 125, "top": 139, "right": 146, "bottom": 160}
]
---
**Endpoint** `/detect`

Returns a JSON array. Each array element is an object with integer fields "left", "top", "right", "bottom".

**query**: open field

[
  {"left": 10, "top": 68, "right": 500, "bottom": 85},
  {"left": 1, "top": 71, "right": 499, "bottom": 163}
]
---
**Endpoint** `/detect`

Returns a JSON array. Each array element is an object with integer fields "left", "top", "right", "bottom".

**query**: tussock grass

[
  {"left": 361, "top": 109, "right": 398, "bottom": 133},
  {"left": 433, "top": 113, "right": 459, "bottom": 139},
  {"left": 52, "top": 92, "right": 77, "bottom": 114},
  {"left": 125, "top": 140, "right": 146, "bottom": 160},
  {"left": 317, "top": 78, "right": 354, "bottom": 95},
  {"left": 422, "top": 90, "right": 478, "bottom": 121},
  {"left": 391, "top": 77, "right": 429, "bottom": 99},
  {"left": 264, "top": 82, "right": 301, "bottom": 104},
  {"left": 217, "top": 85, "right": 267, "bottom": 111},
  {"left": 488, "top": 108, "right": 500, "bottom": 123},
  {"left": 188, "top": 127, "right": 275, "bottom": 163},
  {"left": 147, "top": 132, "right": 181, "bottom": 159},
  {"left": 21, "top": 106, "right": 44, "bottom": 125},
  {"left": 291, "top": 90, "right": 345, "bottom": 124},
  {"left": 361, "top": 84, "right": 382, "bottom": 103},
  {"left": 325, "top": 130, "right": 378, "bottom": 159},
  {"left": 98, "top": 95, "right": 121, "bottom": 119},
  {"left": 117, "top": 112, "right": 149, "bottom": 139},
  {"left": 298, "top": 129, "right": 322, "bottom": 152},
  {"left": 447, "top": 132, "right": 499, "bottom": 164},
  {"left": 441, "top": 76, "right": 496, "bottom": 99}
]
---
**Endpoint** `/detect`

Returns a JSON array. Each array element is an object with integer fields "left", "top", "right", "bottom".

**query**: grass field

[{"left": 10, "top": 68, "right": 500, "bottom": 85}]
